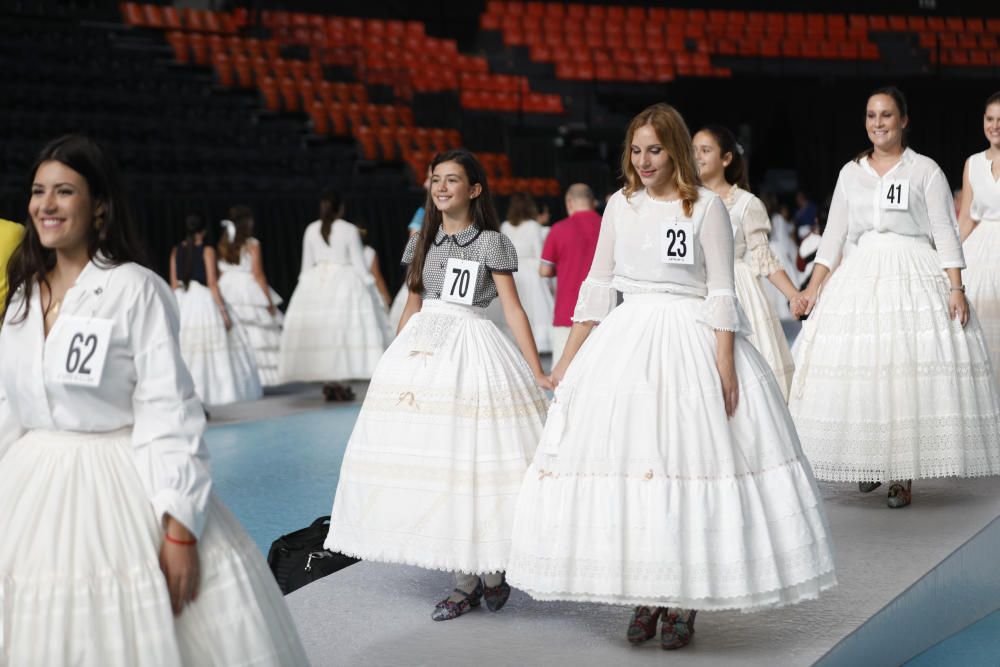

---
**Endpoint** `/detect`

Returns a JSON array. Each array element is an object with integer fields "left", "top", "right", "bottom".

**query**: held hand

[
  {"left": 222, "top": 311, "right": 233, "bottom": 332},
  {"left": 949, "top": 290, "right": 969, "bottom": 327},
  {"left": 716, "top": 355, "right": 739, "bottom": 418},
  {"left": 267, "top": 304, "right": 278, "bottom": 317},
  {"left": 549, "top": 360, "right": 568, "bottom": 389},
  {"left": 794, "top": 289, "right": 818, "bottom": 318},
  {"left": 159, "top": 520, "right": 201, "bottom": 616},
  {"left": 535, "top": 372, "right": 554, "bottom": 391}
]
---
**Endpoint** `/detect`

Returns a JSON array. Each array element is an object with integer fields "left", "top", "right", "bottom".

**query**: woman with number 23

[
  {"left": 325, "top": 149, "right": 550, "bottom": 621},
  {"left": 0, "top": 135, "right": 306, "bottom": 665}
]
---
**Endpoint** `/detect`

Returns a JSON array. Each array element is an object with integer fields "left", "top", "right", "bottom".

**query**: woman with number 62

[
  {"left": 325, "top": 149, "right": 550, "bottom": 621},
  {"left": 790, "top": 87, "right": 1000, "bottom": 509}
]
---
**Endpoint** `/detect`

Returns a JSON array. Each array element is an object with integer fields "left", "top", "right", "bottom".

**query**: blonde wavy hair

[{"left": 621, "top": 103, "right": 701, "bottom": 217}]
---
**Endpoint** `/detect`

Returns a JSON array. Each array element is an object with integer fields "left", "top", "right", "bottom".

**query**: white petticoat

[
  {"left": 175, "top": 282, "right": 262, "bottom": 406},
  {"left": 790, "top": 232, "right": 1000, "bottom": 482},
  {"left": 0, "top": 429, "right": 307, "bottom": 667},
  {"left": 325, "top": 299, "right": 549, "bottom": 575},
  {"left": 279, "top": 263, "right": 389, "bottom": 382},
  {"left": 218, "top": 272, "right": 283, "bottom": 386},
  {"left": 513, "top": 257, "right": 554, "bottom": 353},
  {"left": 734, "top": 260, "right": 795, "bottom": 400},
  {"left": 506, "top": 292, "right": 835, "bottom": 611},
  {"left": 964, "top": 220, "right": 1000, "bottom": 388}
]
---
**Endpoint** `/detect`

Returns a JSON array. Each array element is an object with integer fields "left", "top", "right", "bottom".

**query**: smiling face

[
  {"left": 865, "top": 93, "right": 908, "bottom": 152},
  {"left": 692, "top": 130, "right": 729, "bottom": 183},
  {"left": 430, "top": 160, "right": 481, "bottom": 216},
  {"left": 30, "top": 160, "right": 100, "bottom": 253},
  {"left": 985, "top": 102, "right": 1000, "bottom": 150},
  {"left": 630, "top": 123, "right": 673, "bottom": 194}
]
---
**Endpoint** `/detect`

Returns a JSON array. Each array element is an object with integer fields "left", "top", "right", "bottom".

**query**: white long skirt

[
  {"left": 513, "top": 257, "right": 554, "bottom": 353},
  {"left": 279, "top": 263, "right": 389, "bottom": 382},
  {"left": 325, "top": 299, "right": 549, "bottom": 574},
  {"left": 735, "top": 260, "right": 794, "bottom": 400},
  {"left": 218, "top": 271, "right": 283, "bottom": 386},
  {"left": 507, "top": 293, "right": 835, "bottom": 611},
  {"left": 0, "top": 429, "right": 308, "bottom": 667},
  {"left": 964, "top": 220, "right": 1000, "bottom": 388},
  {"left": 175, "top": 282, "right": 262, "bottom": 406},
  {"left": 790, "top": 232, "right": 1000, "bottom": 482}
]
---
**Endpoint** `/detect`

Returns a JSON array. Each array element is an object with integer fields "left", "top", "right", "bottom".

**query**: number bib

[
  {"left": 659, "top": 219, "right": 694, "bottom": 265},
  {"left": 50, "top": 316, "right": 113, "bottom": 387},
  {"left": 441, "top": 257, "right": 479, "bottom": 305},
  {"left": 880, "top": 179, "right": 909, "bottom": 210}
]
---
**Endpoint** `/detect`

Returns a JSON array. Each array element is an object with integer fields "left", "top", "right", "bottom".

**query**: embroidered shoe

[
  {"left": 431, "top": 582, "right": 483, "bottom": 621},
  {"left": 887, "top": 480, "right": 912, "bottom": 508},
  {"left": 660, "top": 608, "right": 696, "bottom": 650},
  {"left": 482, "top": 573, "right": 512, "bottom": 612},
  {"left": 858, "top": 481, "right": 882, "bottom": 493},
  {"left": 627, "top": 606, "right": 661, "bottom": 645}
]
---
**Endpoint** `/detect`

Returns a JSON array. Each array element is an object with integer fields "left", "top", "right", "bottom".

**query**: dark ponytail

[
  {"left": 699, "top": 124, "right": 749, "bottom": 190},
  {"left": 319, "top": 191, "right": 343, "bottom": 245},
  {"left": 178, "top": 213, "right": 205, "bottom": 290},
  {"left": 855, "top": 85, "right": 909, "bottom": 162}
]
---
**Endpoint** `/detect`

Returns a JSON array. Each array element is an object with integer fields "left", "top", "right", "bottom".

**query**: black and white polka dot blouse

[{"left": 402, "top": 225, "right": 518, "bottom": 308}]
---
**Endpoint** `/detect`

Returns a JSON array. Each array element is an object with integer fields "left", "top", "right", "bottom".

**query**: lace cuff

[
  {"left": 571, "top": 278, "right": 617, "bottom": 323},
  {"left": 697, "top": 290, "right": 752, "bottom": 336},
  {"left": 750, "top": 244, "right": 783, "bottom": 277}
]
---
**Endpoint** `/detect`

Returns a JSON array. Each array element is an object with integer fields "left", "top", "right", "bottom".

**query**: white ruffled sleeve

[
  {"left": 571, "top": 194, "right": 619, "bottom": 323},
  {"left": 697, "top": 196, "right": 753, "bottom": 335},
  {"left": 743, "top": 196, "right": 784, "bottom": 277},
  {"left": 129, "top": 275, "right": 212, "bottom": 538}
]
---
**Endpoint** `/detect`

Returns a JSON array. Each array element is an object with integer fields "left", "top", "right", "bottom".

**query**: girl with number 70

[
  {"left": 790, "top": 86, "right": 1000, "bottom": 508},
  {"left": 325, "top": 148, "right": 551, "bottom": 621}
]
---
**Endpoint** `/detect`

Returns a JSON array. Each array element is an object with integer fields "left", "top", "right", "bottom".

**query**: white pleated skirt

[
  {"left": 964, "top": 220, "right": 1000, "bottom": 388},
  {"left": 279, "top": 263, "right": 389, "bottom": 382},
  {"left": 734, "top": 261, "right": 795, "bottom": 400},
  {"left": 218, "top": 271, "right": 283, "bottom": 387},
  {"left": 507, "top": 292, "right": 835, "bottom": 611},
  {"left": 0, "top": 429, "right": 307, "bottom": 667},
  {"left": 790, "top": 232, "right": 1000, "bottom": 482},
  {"left": 325, "top": 299, "right": 549, "bottom": 575},
  {"left": 512, "top": 257, "right": 555, "bottom": 353},
  {"left": 175, "top": 282, "right": 262, "bottom": 406}
]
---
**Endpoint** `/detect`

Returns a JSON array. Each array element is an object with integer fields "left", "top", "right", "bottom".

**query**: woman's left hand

[
  {"left": 716, "top": 355, "right": 739, "bottom": 418},
  {"left": 950, "top": 290, "right": 969, "bottom": 327}
]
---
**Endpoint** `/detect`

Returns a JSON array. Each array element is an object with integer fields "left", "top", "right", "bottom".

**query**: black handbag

[{"left": 267, "top": 516, "right": 359, "bottom": 594}]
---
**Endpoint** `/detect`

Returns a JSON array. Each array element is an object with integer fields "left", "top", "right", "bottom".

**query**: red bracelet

[{"left": 165, "top": 533, "right": 198, "bottom": 546}]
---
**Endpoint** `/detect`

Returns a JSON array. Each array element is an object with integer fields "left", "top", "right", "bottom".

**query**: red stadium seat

[
  {"left": 165, "top": 31, "right": 190, "bottom": 64},
  {"left": 308, "top": 99, "right": 330, "bottom": 134}
]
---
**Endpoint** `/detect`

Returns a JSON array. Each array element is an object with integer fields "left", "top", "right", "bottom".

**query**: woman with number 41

[
  {"left": 791, "top": 87, "right": 1000, "bottom": 509},
  {"left": 0, "top": 136, "right": 307, "bottom": 665},
  {"left": 325, "top": 149, "right": 550, "bottom": 621}
]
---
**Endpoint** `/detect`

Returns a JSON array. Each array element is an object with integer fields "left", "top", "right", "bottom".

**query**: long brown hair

[
  {"left": 319, "top": 190, "right": 343, "bottom": 245},
  {"left": 4, "top": 135, "right": 147, "bottom": 324},
  {"left": 217, "top": 205, "right": 253, "bottom": 264},
  {"left": 407, "top": 149, "right": 500, "bottom": 293},
  {"left": 697, "top": 124, "right": 750, "bottom": 191},
  {"left": 855, "top": 86, "right": 909, "bottom": 162},
  {"left": 621, "top": 103, "right": 700, "bottom": 217},
  {"left": 177, "top": 213, "right": 205, "bottom": 290},
  {"left": 505, "top": 191, "right": 539, "bottom": 226}
]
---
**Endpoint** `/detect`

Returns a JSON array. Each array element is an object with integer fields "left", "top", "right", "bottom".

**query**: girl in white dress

[
  {"left": 325, "top": 149, "right": 551, "bottom": 621},
  {"left": 217, "top": 206, "right": 283, "bottom": 386},
  {"left": 791, "top": 87, "right": 1000, "bottom": 508},
  {"left": 279, "top": 193, "right": 389, "bottom": 382},
  {"left": 0, "top": 135, "right": 307, "bottom": 666},
  {"left": 361, "top": 239, "right": 396, "bottom": 342},
  {"left": 169, "top": 213, "right": 262, "bottom": 407},
  {"left": 507, "top": 105, "right": 835, "bottom": 651},
  {"left": 501, "top": 192, "right": 555, "bottom": 353},
  {"left": 694, "top": 125, "right": 799, "bottom": 399},
  {"left": 958, "top": 91, "right": 1000, "bottom": 387}
]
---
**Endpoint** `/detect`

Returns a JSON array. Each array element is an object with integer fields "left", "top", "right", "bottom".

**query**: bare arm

[
  {"left": 550, "top": 321, "right": 596, "bottom": 386},
  {"left": 494, "top": 272, "right": 551, "bottom": 388},
  {"left": 397, "top": 288, "right": 422, "bottom": 334},
  {"left": 248, "top": 243, "right": 276, "bottom": 315},
  {"left": 958, "top": 159, "right": 977, "bottom": 242},
  {"left": 169, "top": 247, "right": 178, "bottom": 290},
  {"left": 715, "top": 330, "right": 738, "bottom": 417},
  {"left": 767, "top": 269, "right": 801, "bottom": 302},
  {"left": 203, "top": 246, "right": 232, "bottom": 330}
]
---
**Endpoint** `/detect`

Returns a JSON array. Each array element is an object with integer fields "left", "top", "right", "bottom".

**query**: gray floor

[{"left": 286, "top": 477, "right": 1000, "bottom": 667}]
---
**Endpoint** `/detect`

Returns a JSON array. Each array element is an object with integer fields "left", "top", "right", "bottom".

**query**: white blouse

[
  {"left": 817, "top": 148, "right": 965, "bottom": 270},
  {"left": 500, "top": 220, "right": 548, "bottom": 261},
  {"left": 0, "top": 260, "right": 211, "bottom": 537},
  {"left": 573, "top": 187, "right": 750, "bottom": 334},
  {"left": 724, "top": 186, "right": 784, "bottom": 277},
  {"left": 299, "top": 219, "right": 372, "bottom": 282},
  {"left": 968, "top": 151, "right": 1000, "bottom": 222}
]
